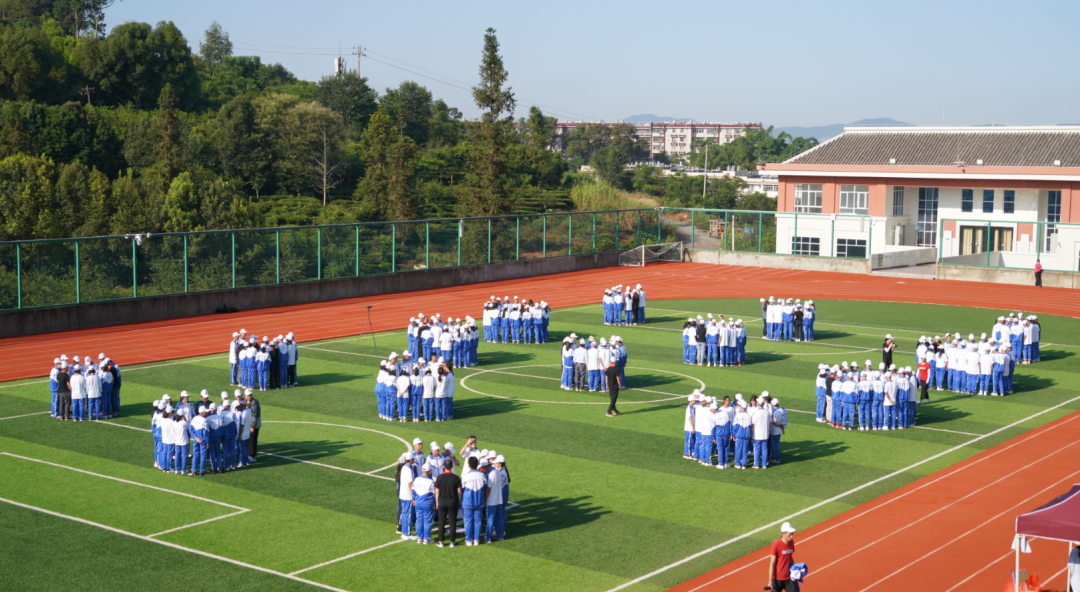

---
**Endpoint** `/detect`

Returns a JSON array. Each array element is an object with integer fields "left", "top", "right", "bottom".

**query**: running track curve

[{"left": 2, "top": 261, "right": 1080, "bottom": 590}]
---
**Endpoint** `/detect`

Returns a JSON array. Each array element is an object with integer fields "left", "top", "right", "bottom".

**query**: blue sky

[{"left": 107, "top": 0, "right": 1078, "bottom": 127}]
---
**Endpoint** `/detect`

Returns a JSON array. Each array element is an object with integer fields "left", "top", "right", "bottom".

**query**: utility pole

[
  {"left": 352, "top": 45, "right": 366, "bottom": 75},
  {"left": 80, "top": 85, "right": 94, "bottom": 105}
]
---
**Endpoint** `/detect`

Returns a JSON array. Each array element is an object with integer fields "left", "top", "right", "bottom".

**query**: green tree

[
  {"left": 0, "top": 24, "right": 61, "bottom": 101},
  {"left": 314, "top": 71, "right": 377, "bottom": 137},
  {"left": 213, "top": 95, "right": 270, "bottom": 196},
  {"left": 198, "top": 21, "right": 232, "bottom": 76},
  {"left": 74, "top": 20, "right": 200, "bottom": 109},
  {"left": 163, "top": 171, "right": 199, "bottom": 231},
  {"left": 427, "top": 99, "right": 464, "bottom": 147},
  {"left": 0, "top": 153, "right": 57, "bottom": 240},
  {"left": 589, "top": 146, "right": 629, "bottom": 189},
  {"left": 564, "top": 123, "right": 646, "bottom": 163},
  {"left": 355, "top": 106, "right": 417, "bottom": 220},
  {"left": 458, "top": 27, "right": 516, "bottom": 216},
  {"left": 380, "top": 80, "right": 433, "bottom": 145}
]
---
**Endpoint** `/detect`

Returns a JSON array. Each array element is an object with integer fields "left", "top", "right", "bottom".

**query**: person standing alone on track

[{"left": 767, "top": 522, "right": 798, "bottom": 591}]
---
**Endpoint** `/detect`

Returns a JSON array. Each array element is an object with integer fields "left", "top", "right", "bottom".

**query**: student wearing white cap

[
  {"left": 70, "top": 365, "right": 86, "bottom": 421},
  {"left": 882, "top": 371, "right": 897, "bottom": 430},
  {"left": 461, "top": 456, "right": 487, "bottom": 546},
  {"left": 694, "top": 398, "right": 715, "bottom": 465},
  {"left": 412, "top": 464, "right": 436, "bottom": 545},
  {"left": 803, "top": 300, "right": 816, "bottom": 341},
  {"left": 485, "top": 455, "right": 507, "bottom": 542},
  {"left": 396, "top": 452, "right": 417, "bottom": 539},
  {"left": 229, "top": 332, "right": 240, "bottom": 385},
  {"left": 189, "top": 406, "right": 210, "bottom": 476},
  {"left": 49, "top": 358, "right": 63, "bottom": 418},
  {"left": 732, "top": 398, "right": 752, "bottom": 469},
  {"left": 286, "top": 333, "right": 299, "bottom": 386},
  {"left": 683, "top": 392, "right": 699, "bottom": 459},
  {"left": 586, "top": 338, "right": 601, "bottom": 391},
  {"left": 151, "top": 401, "right": 164, "bottom": 468},
  {"left": 635, "top": 284, "right": 646, "bottom": 324},
  {"left": 236, "top": 399, "right": 252, "bottom": 468},
  {"left": 769, "top": 398, "right": 787, "bottom": 463},
  {"left": 572, "top": 339, "right": 588, "bottom": 391},
  {"left": 814, "top": 366, "right": 828, "bottom": 422},
  {"left": 871, "top": 369, "right": 885, "bottom": 429},
  {"left": 751, "top": 396, "right": 770, "bottom": 468},
  {"left": 172, "top": 408, "right": 190, "bottom": 474},
  {"left": 712, "top": 396, "right": 734, "bottom": 469},
  {"left": 781, "top": 299, "right": 795, "bottom": 342},
  {"left": 159, "top": 405, "right": 176, "bottom": 471},
  {"left": 219, "top": 398, "right": 236, "bottom": 470}
]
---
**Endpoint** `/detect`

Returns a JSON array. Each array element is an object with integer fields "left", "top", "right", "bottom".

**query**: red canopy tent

[{"left": 1014, "top": 484, "right": 1080, "bottom": 591}]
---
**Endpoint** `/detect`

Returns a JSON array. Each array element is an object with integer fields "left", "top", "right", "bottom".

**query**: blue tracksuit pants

[
  {"left": 735, "top": 438, "right": 749, "bottom": 467},
  {"left": 192, "top": 441, "right": 207, "bottom": 474},
  {"left": 415, "top": 504, "right": 433, "bottom": 541},
  {"left": 769, "top": 434, "right": 781, "bottom": 462},
  {"left": 715, "top": 432, "right": 730, "bottom": 466},
  {"left": 872, "top": 400, "right": 884, "bottom": 428},
  {"left": 684, "top": 430, "right": 696, "bottom": 458},
  {"left": 399, "top": 500, "right": 414, "bottom": 536},
  {"left": 209, "top": 436, "right": 222, "bottom": 470},
  {"left": 173, "top": 444, "right": 188, "bottom": 473},
  {"left": 753, "top": 440, "right": 768, "bottom": 468},
  {"left": 486, "top": 504, "right": 506, "bottom": 541},
  {"left": 697, "top": 432, "right": 713, "bottom": 464},
  {"left": 464, "top": 507, "right": 483, "bottom": 543}
]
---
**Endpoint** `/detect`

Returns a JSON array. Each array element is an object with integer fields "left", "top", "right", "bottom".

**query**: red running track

[
  {"left": 668, "top": 409, "right": 1080, "bottom": 592},
  {"left": 2, "top": 262, "right": 1079, "bottom": 383}
]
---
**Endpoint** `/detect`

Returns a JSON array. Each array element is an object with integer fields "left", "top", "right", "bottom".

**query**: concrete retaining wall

[
  {"left": 938, "top": 264, "right": 1080, "bottom": 289},
  {"left": 686, "top": 249, "right": 871, "bottom": 274},
  {"left": 0, "top": 252, "right": 620, "bottom": 337},
  {"left": 873, "top": 247, "right": 938, "bottom": 270}
]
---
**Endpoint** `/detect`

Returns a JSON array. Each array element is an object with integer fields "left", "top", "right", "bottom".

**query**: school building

[{"left": 759, "top": 126, "right": 1080, "bottom": 271}]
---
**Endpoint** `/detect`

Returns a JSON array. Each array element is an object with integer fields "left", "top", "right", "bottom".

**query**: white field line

[
  {"left": 0, "top": 452, "right": 246, "bottom": 511},
  {"left": 261, "top": 452, "right": 394, "bottom": 482},
  {"left": 0, "top": 496, "right": 350, "bottom": 592},
  {"left": 784, "top": 408, "right": 981, "bottom": 437},
  {"left": 459, "top": 365, "right": 700, "bottom": 405},
  {"left": 147, "top": 509, "right": 250, "bottom": 538},
  {"left": 289, "top": 538, "right": 408, "bottom": 575},
  {"left": 0, "top": 411, "right": 49, "bottom": 421},
  {"left": 0, "top": 354, "right": 231, "bottom": 390},
  {"left": 855, "top": 466, "right": 1080, "bottom": 592},
  {"left": 604, "top": 393, "right": 1080, "bottom": 592}
]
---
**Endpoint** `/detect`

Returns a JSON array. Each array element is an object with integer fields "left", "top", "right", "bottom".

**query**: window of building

[
  {"left": 962, "top": 189, "right": 973, "bottom": 213},
  {"left": 917, "top": 187, "right": 939, "bottom": 247},
  {"left": 836, "top": 238, "right": 867, "bottom": 258},
  {"left": 764, "top": 185, "right": 778, "bottom": 192},
  {"left": 1047, "top": 190, "right": 1062, "bottom": 251},
  {"left": 1003, "top": 190, "right": 1015, "bottom": 214},
  {"left": 982, "top": 189, "right": 994, "bottom": 213},
  {"left": 792, "top": 236, "right": 820, "bottom": 256},
  {"left": 794, "top": 184, "right": 823, "bottom": 213},
  {"left": 839, "top": 185, "right": 869, "bottom": 215},
  {"left": 892, "top": 186, "right": 905, "bottom": 216}
]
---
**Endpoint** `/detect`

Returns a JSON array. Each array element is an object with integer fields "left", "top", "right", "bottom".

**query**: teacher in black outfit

[
  {"left": 882, "top": 334, "right": 896, "bottom": 369},
  {"left": 605, "top": 360, "right": 624, "bottom": 417}
]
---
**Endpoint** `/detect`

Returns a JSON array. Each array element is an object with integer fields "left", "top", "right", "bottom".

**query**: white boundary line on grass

[
  {"left": 0, "top": 496, "right": 350, "bottom": 592},
  {"left": 147, "top": 510, "right": 251, "bottom": 538},
  {"left": 289, "top": 539, "right": 408, "bottom": 575},
  {"left": 603, "top": 393, "right": 1080, "bottom": 592},
  {"left": 459, "top": 364, "right": 701, "bottom": 405},
  {"left": 0, "top": 452, "right": 247, "bottom": 511},
  {"left": 784, "top": 408, "right": 982, "bottom": 437},
  {"left": 0, "top": 411, "right": 49, "bottom": 421}
]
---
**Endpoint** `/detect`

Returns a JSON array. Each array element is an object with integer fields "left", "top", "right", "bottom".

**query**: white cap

[
  {"left": 234, "top": 389, "right": 242, "bottom": 398},
  {"left": 688, "top": 395, "right": 696, "bottom": 402},
  {"left": 165, "top": 405, "right": 174, "bottom": 413},
  {"left": 209, "top": 403, "right": 216, "bottom": 410},
  {"left": 865, "top": 359, "right": 872, "bottom": 365},
  {"left": 239, "top": 328, "right": 247, "bottom": 333},
  {"left": 399, "top": 452, "right": 414, "bottom": 463},
  {"left": 761, "top": 391, "right": 769, "bottom": 397},
  {"left": 488, "top": 450, "right": 498, "bottom": 459},
  {"left": 180, "top": 390, "right": 189, "bottom": 398},
  {"left": 73, "top": 364, "right": 81, "bottom": 371},
  {"left": 60, "top": 355, "right": 68, "bottom": 360},
  {"left": 53, "top": 358, "right": 60, "bottom": 364},
  {"left": 879, "top": 362, "right": 885, "bottom": 370},
  {"left": 760, "top": 297, "right": 766, "bottom": 302},
  {"left": 232, "top": 332, "right": 239, "bottom": 337},
  {"left": 480, "top": 449, "right": 489, "bottom": 458},
  {"left": 885, "top": 334, "right": 893, "bottom": 339},
  {"left": 444, "top": 442, "right": 455, "bottom": 453},
  {"left": 781, "top": 522, "right": 797, "bottom": 534},
  {"left": 98, "top": 353, "right": 106, "bottom": 360},
  {"left": 772, "top": 398, "right": 780, "bottom": 407},
  {"left": 244, "top": 388, "right": 253, "bottom": 395},
  {"left": 431, "top": 442, "right": 440, "bottom": 450},
  {"left": 413, "top": 438, "right": 423, "bottom": 445},
  {"left": 221, "top": 400, "right": 230, "bottom": 408},
  {"left": 162, "top": 393, "right": 172, "bottom": 400},
  {"left": 735, "top": 393, "right": 744, "bottom": 400},
  {"left": 200, "top": 389, "right": 209, "bottom": 398},
  {"left": 389, "top": 352, "right": 398, "bottom": 359}
]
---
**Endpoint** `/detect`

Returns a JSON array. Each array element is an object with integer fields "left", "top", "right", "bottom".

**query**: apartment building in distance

[{"left": 553, "top": 121, "right": 763, "bottom": 159}]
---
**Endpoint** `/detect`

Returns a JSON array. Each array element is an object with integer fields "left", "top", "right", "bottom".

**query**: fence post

[
  {"left": 457, "top": 220, "right": 462, "bottom": 267},
  {"left": 516, "top": 218, "right": 520, "bottom": 260},
  {"left": 938, "top": 218, "right": 944, "bottom": 263},
  {"left": 568, "top": 214, "right": 573, "bottom": 256},
  {"left": 75, "top": 240, "right": 80, "bottom": 304},
  {"left": 317, "top": 227, "right": 323, "bottom": 280},
  {"left": 354, "top": 225, "right": 360, "bottom": 276},
  {"left": 183, "top": 234, "right": 188, "bottom": 293},
  {"left": 723, "top": 211, "right": 729, "bottom": 251},
  {"left": 1036, "top": 222, "right": 1042, "bottom": 258},
  {"left": 132, "top": 237, "right": 138, "bottom": 297},
  {"left": 543, "top": 215, "right": 547, "bottom": 257},
  {"left": 758, "top": 212, "right": 763, "bottom": 252},
  {"left": 230, "top": 232, "right": 236, "bottom": 289},
  {"left": 276, "top": 230, "right": 281, "bottom": 284},
  {"left": 392, "top": 223, "right": 397, "bottom": 273},
  {"left": 425, "top": 222, "right": 430, "bottom": 269},
  {"left": 986, "top": 221, "right": 991, "bottom": 267},
  {"left": 866, "top": 217, "right": 872, "bottom": 260},
  {"left": 487, "top": 219, "right": 492, "bottom": 264},
  {"left": 657, "top": 210, "right": 662, "bottom": 243},
  {"left": 593, "top": 212, "right": 597, "bottom": 253},
  {"left": 830, "top": 218, "right": 835, "bottom": 257},
  {"left": 793, "top": 213, "right": 798, "bottom": 255},
  {"left": 691, "top": 211, "right": 695, "bottom": 250},
  {"left": 16, "top": 243, "right": 21, "bottom": 309}
]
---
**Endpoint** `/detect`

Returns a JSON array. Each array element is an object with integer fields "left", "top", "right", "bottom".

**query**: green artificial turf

[{"left": 1, "top": 298, "right": 1079, "bottom": 592}]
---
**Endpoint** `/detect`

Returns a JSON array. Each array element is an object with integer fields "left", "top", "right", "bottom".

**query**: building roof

[{"left": 784, "top": 126, "right": 1080, "bottom": 168}]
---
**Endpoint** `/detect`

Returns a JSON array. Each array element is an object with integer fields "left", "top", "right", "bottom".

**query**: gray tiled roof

[{"left": 785, "top": 130, "right": 1080, "bottom": 167}]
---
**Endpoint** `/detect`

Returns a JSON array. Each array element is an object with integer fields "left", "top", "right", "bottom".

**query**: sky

[{"left": 106, "top": 0, "right": 1080, "bottom": 127}]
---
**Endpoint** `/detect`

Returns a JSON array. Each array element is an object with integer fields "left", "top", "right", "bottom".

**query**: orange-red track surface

[{"left": 3, "top": 262, "right": 1080, "bottom": 591}]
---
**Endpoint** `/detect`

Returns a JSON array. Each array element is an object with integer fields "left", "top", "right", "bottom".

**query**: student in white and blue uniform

[
  {"left": 461, "top": 456, "right": 487, "bottom": 546},
  {"left": 172, "top": 408, "right": 190, "bottom": 474},
  {"left": 49, "top": 358, "right": 62, "bottom": 418},
  {"left": 781, "top": 299, "right": 795, "bottom": 342},
  {"left": 412, "top": 465, "right": 435, "bottom": 545},
  {"left": 803, "top": 300, "right": 816, "bottom": 341},
  {"left": 190, "top": 407, "right": 209, "bottom": 476},
  {"left": 683, "top": 393, "right": 698, "bottom": 459},
  {"left": 705, "top": 319, "right": 719, "bottom": 367},
  {"left": 856, "top": 372, "right": 871, "bottom": 430},
  {"left": 712, "top": 397, "right": 733, "bottom": 469},
  {"left": 733, "top": 399, "right": 752, "bottom": 469},
  {"left": 870, "top": 370, "right": 885, "bottom": 429},
  {"left": 694, "top": 398, "right": 715, "bottom": 465},
  {"left": 219, "top": 397, "right": 236, "bottom": 470},
  {"left": 151, "top": 400, "right": 164, "bottom": 468},
  {"left": 615, "top": 336, "right": 627, "bottom": 387},
  {"left": 814, "top": 366, "right": 828, "bottom": 422},
  {"left": 159, "top": 406, "right": 175, "bottom": 472},
  {"left": 485, "top": 456, "right": 507, "bottom": 542},
  {"left": 561, "top": 338, "right": 575, "bottom": 390},
  {"left": 769, "top": 397, "right": 787, "bottom": 463},
  {"left": 735, "top": 320, "right": 747, "bottom": 365},
  {"left": 397, "top": 453, "right": 416, "bottom": 539}
]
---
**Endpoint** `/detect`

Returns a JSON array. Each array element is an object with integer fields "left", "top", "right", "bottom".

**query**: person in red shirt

[
  {"left": 768, "top": 522, "right": 797, "bottom": 592},
  {"left": 918, "top": 359, "right": 932, "bottom": 403}
]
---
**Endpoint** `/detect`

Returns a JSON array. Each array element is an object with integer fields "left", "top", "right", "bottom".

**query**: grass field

[{"left": 2, "top": 298, "right": 1079, "bottom": 592}]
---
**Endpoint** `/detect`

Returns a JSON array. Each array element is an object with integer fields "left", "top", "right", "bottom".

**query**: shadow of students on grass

[
  {"left": 506, "top": 495, "right": 610, "bottom": 536},
  {"left": 780, "top": 439, "right": 848, "bottom": 462},
  {"left": 292, "top": 373, "right": 362, "bottom": 387},
  {"left": 453, "top": 397, "right": 528, "bottom": 419},
  {"left": 256, "top": 439, "right": 361, "bottom": 463}
]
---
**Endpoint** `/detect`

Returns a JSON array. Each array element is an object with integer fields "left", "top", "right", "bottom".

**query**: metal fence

[
  {"left": 0, "top": 209, "right": 671, "bottom": 312},
  {"left": 659, "top": 208, "right": 873, "bottom": 259},
  {"left": 938, "top": 218, "right": 1080, "bottom": 273}
]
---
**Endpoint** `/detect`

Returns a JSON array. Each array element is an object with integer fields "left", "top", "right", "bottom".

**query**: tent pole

[{"left": 1015, "top": 543, "right": 1021, "bottom": 592}]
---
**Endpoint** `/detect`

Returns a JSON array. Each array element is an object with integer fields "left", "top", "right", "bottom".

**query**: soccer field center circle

[
  {"left": 459, "top": 364, "right": 705, "bottom": 404},
  {"left": 259, "top": 421, "right": 413, "bottom": 472}
]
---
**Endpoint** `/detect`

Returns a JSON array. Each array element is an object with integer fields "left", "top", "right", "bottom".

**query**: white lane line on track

[{"left": 603, "top": 393, "right": 1080, "bottom": 592}]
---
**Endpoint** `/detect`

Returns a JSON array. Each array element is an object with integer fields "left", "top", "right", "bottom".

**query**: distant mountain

[
  {"left": 774, "top": 118, "right": 912, "bottom": 141},
  {"left": 623, "top": 114, "right": 694, "bottom": 124}
]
